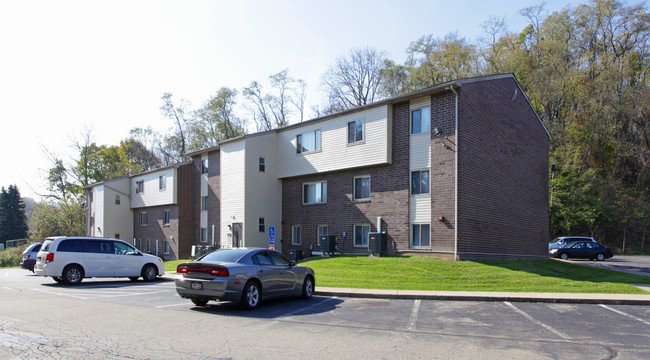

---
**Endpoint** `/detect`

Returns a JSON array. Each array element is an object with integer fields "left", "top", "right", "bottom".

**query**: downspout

[{"left": 448, "top": 86, "right": 459, "bottom": 260}]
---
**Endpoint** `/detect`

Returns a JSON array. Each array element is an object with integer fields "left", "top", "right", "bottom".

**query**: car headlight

[{"left": 549, "top": 249, "right": 558, "bottom": 254}]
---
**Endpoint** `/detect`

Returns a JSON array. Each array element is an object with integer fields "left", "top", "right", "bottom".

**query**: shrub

[{"left": 0, "top": 245, "right": 26, "bottom": 268}]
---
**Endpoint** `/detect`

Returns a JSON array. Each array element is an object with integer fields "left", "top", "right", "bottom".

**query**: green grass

[
  {"left": 299, "top": 255, "right": 650, "bottom": 294},
  {"left": 164, "top": 259, "right": 188, "bottom": 272}
]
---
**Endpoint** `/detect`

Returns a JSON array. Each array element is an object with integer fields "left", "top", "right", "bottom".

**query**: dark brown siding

[{"left": 456, "top": 77, "right": 549, "bottom": 258}]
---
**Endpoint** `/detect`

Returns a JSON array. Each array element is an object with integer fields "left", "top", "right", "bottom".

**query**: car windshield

[
  {"left": 549, "top": 238, "right": 563, "bottom": 244},
  {"left": 199, "top": 249, "right": 250, "bottom": 263},
  {"left": 41, "top": 240, "right": 53, "bottom": 252}
]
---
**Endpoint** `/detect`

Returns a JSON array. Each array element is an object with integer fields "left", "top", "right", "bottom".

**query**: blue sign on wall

[{"left": 269, "top": 226, "right": 275, "bottom": 240}]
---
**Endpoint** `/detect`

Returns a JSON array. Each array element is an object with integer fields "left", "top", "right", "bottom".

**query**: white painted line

[
  {"left": 599, "top": 304, "right": 650, "bottom": 326},
  {"left": 31, "top": 288, "right": 90, "bottom": 300},
  {"left": 407, "top": 299, "right": 421, "bottom": 331},
  {"left": 504, "top": 301, "right": 572, "bottom": 339},
  {"left": 155, "top": 303, "right": 191, "bottom": 309}
]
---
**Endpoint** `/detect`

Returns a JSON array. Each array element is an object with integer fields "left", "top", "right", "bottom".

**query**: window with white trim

[
  {"left": 347, "top": 120, "right": 364, "bottom": 143},
  {"left": 259, "top": 157, "right": 265, "bottom": 172},
  {"left": 411, "top": 107, "right": 431, "bottom": 134},
  {"left": 411, "top": 224, "right": 431, "bottom": 247},
  {"left": 201, "top": 159, "right": 209, "bottom": 174},
  {"left": 354, "top": 175, "right": 371, "bottom": 200},
  {"left": 159, "top": 175, "right": 166, "bottom": 190},
  {"left": 258, "top": 218, "right": 265, "bottom": 232},
  {"left": 200, "top": 228, "right": 208, "bottom": 243},
  {"left": 354, "top": 224, "right": 371, "bottom": 247},
  {"left": 163, "top": 210, "right": 170, "bottom": 225},
  {"left": 411, "top": 170, "right": 430, "bottom": 195},
  {"left": 303, "top": 181, "right": 327, "bottom": 204},
  {"left": 135, "top": 180, "right": 144, "bottom": 194},
  {"left": 296, "top": 129, "right": 321, "bottom": 154},
  {"left": 139, "top": 212, "right": 148, "bottom": 226},
  {"left": 164, "top": 240, "right": 170, "bottom": 254},
  {"left": 292, "top": 225, "right": 302, "bottom": 245},
  {"left": 201, "top": 196, "right": 208, "bottom": 211},
  {"left": 114, "top": 195, "right": 120, "bottom": 205}
]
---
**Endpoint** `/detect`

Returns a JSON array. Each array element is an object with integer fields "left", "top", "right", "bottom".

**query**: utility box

[
  {"left": 288, "top": 249, "right": 304, "bottom": 261},
  {"left": 319, "top": 235, "right": 337, "bottom": 253},
  {"left": 368, "top": 232, "right": 387, "bottom": 253}
]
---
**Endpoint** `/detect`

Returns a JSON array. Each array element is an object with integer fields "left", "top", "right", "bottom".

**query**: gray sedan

[{"left": 175, "top": 248, "right": 315, "bottom": 309}]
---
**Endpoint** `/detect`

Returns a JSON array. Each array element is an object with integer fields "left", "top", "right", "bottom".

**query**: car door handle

[{"left": 258, "top": 269, "right": 264, "bottom": 273}]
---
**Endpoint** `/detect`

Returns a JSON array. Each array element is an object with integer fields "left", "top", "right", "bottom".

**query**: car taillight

[
  {"left": 177, "top": 265, "right": 228, "bottom": 277},
  {"left": 45, "top": 253, "right": 54, "bottom": 263}
]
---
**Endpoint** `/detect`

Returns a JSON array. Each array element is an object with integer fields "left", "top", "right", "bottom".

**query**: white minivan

[{"left": 34, "top": 237, "right": 165, "bottom": 284}]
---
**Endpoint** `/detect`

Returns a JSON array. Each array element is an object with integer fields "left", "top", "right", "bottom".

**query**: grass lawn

[
  {"left": 165, "top": 255, "right": 650, "bottom": 294},
  {"left": 299, "top": 255, "right": 650, "bottom": 294}
]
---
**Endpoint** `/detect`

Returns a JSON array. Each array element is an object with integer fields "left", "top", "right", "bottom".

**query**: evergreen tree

[{"left": 0, "top": 185, "right": 29, "bottom": 245}]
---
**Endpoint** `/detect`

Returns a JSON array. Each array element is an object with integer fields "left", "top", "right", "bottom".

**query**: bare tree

[
  {"left": 243, "top": 69, "right": 305, "bottom": 130},
  {"left": 290, "top": 79, "right": 307, "bottom": 122},
  {"left": 160, "top": 92, "right": 190, "bottom": 161},
  {"left": 321, "top": 46, "right": 388, "bottom": 113}
]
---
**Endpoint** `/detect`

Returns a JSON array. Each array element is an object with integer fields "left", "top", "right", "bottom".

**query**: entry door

[{"left": 232, "top": 223, "right": 243, "bottom": 248}]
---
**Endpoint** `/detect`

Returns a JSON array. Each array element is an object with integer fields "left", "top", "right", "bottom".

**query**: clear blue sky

[{"left": 0, "top": 0, "right": 576, "bottom": 199}]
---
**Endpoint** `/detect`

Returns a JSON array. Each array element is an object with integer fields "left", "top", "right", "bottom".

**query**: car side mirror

[{"left": 289, "top": 261, "right": 296, "bottom": 267}]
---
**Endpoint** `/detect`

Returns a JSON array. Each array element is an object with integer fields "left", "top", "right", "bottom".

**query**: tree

[
  {"left": 189, "top": 87, "right": 246, "bottom": 149},
  {"left": 160, "top": 92, "right": 191, "bottom": 163},
  {"left": 243, "top": 69, "right": 304, "bottom": 130},
  {"left": 30, "top": 199, "right": 85, "bottom": 242},
  {"left": 321, "top": 46, "right": 388, "bottom": 113},
  {"left": 0, "top": 185, "right": 28, "bottom": 244}
]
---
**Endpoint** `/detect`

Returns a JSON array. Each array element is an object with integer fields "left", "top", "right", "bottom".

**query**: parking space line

[
  {"left": 504, "top": 301, "right": 572, "bottom": 339},
  {"left": 599, "top": 304, "right": 650, "bottom": 326},
  {"left": 31, "top": 288, "right": 90, "bottom": 300},
  {"left": 407, "top": 299, "right": 421, "bottom": 331},
  {"left": 155, "top": 303, "right": 191, "bottom": 309}
]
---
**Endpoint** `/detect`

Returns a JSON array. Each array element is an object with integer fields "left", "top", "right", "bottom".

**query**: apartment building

[{"left": 86, "top": 74, "right": 551, "bottom": 260}]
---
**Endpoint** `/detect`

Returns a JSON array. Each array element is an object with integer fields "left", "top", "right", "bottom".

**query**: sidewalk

[{"left": 314, "top": 286, "right": 650, "bottom": 305}]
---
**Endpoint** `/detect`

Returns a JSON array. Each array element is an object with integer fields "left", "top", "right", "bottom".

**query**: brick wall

[
  {"left": 281, "top": 102, "right": 411, "bottom": 255},
  {"left": 456, "top": 78, "right": 549, "bottom": 258},
  {"left": 177, "top": 162, "right": 195, "bottom": 259},
  {"left": 133, "top": 204, "right": 179, "bottom": 259}
]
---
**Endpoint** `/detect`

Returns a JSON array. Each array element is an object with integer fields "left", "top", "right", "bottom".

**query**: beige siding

[
  {"left": 220, "top": 140, "right": 246, "bottom": 248},
  {"left": 131, "top": 168, "right": 177, "bottom": 208},
  {"left": 277, "top": 105, "right": 391, "bottom": 178}
]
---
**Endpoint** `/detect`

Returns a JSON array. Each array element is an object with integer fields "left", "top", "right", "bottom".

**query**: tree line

[{"left": 29, "top": 0, "right": 649, "bottom": 251}]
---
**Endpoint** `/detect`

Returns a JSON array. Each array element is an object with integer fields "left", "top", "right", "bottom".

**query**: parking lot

[{"left": 1, "top": 268, "right": 649, "bottom": 359}]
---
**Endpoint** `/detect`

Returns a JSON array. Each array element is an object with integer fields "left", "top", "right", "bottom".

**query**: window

[
  {"left": 254, "top": 252, "right": 273, "bottom": 265},
  {"left": 163, "top": 210, "right": 170, "bottom": 225},
  {"left": 269, "top": 251, "right": 290, "bottom": 266},
  {"left": 411, "top": 224, "right": 430, "bottom": 247},
  {"left": 354, "top": 176, "right": 371, "bottom": 200},
  {"left": 57, "top": 239, "right": 84, "bottom": 252},
  {"left": 159, "top": 175, "right": 166, "bottom": 190},
  {"left": 164, "top": 240, "right": 170, "bottom": 255},
  {"left": 114, "top": 241, "right": 136, "bottom": 255},
  {"left": 139, "top": 212, "right": 148, "bottom": 226},
  {"left": 317, "top": 225, "right": 328, "bottom": 247},
  {"left": 292, "top": 225, "right": 301, "bottom": 245},
  {"left": 411, "top": 170, "right": 430, "bottom": 195},
  {"left": 354, "top": 224, "right": 371, "bottom": 247},
  {"left": 135, "top": 180, "right": 144, "bottom": 194},
  {"left": 114, "top": 195, "right": 120, "bottom": 205},
  {"left": 201, "top": 196, "right": 208, "bottom": 211},
  {"left": 347, "top": 120, "right": 363, "bottom": 143},
  {"left": 259, "top": 157, "right": 265, "bottom": 172},
  {"left": 115, "top": 233, "right": 120, "bottom": 239},
  {"left": 258, "top": 218, "right": 265, "bottom": 232},
  {"left": 200, "top": 228, "right": 208, "bottom": 243},
  {"left": 303, "top": 181, "right": 327, "bottom": 204},
  {"left": 296, "top": 129, "right": 321, "bottom": 153},
  {"left": 411, "top": 107, "right": 431, "bottom": 134},
  {"left": 201, "top": 159, "right": 209, "bottom": 174}
]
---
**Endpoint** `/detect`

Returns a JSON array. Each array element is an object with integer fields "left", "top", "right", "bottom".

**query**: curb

[{"left": 314, "top": 287, "right": 650, "bottom": 306}]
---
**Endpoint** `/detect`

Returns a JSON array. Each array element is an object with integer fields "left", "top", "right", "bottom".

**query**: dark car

[
  {"left": 549, "top": 236, "right": 596, "bottom": 250},
  {"left": 175, "top": 248, "right": 315, "bottom": 309},
  {"left": 20, "top": 242, "right": 43, "bottom": 272},
  {"left": 549, "top": 241, "right": 613, "bottom": 261}
]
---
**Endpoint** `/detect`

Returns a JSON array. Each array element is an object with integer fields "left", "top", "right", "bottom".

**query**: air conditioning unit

[
  {"left": 368, "top": 232, "right": 387, "bottom": 253},
  {"left": 319, "top": 235, "right": 337, "bottom": 253}
]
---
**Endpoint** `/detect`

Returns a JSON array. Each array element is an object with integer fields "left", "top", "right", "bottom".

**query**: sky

[{"left": 0, "top": 0, "right": 577, "bottom": 200}]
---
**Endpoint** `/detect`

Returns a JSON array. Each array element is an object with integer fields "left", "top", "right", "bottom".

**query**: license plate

[{"left": 191, "top": 282, "right": 202, "bottom": 290}]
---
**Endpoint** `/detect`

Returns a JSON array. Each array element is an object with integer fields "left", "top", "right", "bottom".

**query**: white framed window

[
  {"left": 114, "top": 194, "right": 120, "bottom": 205},
  {"left": 259, "top": 157, "right": 265, "bottom": 172},
  {"left": 115, "top": 233, "right": 120, "bottom": 239},
  {"left": 201, "top": 159, "right": 209, "bottom": 174},
  {"left": 296, "top": 129, "right": 321, "bottom": 154},
  {"left": 201, "top": 196, "right": 208, "bottom": 211},
  {"left": 292, "top": 225, "right": 302, "bottom": 245},
  {"left": 164, "top": 240, "right": 170, "bottom": 255},
  {"left": 163, "top": 210, "right": 170, "bottom": 225},
  {"left": 303, "top": 181, "right": 327, "bottom": 204},
  {"left": 411, "top": 170, "right": 430, "bottom": 195},
  {"left": 159, "top": 175, "right": 166, "bottom": 190},
  {"left": 146, "top": 239, "right": 151, "bottom": 252},
  {"left": 411, "top": 224, "right": 431, "bottom": 247},
  {"left": 200, "top": 228, "right": 208, "bottom": 243},
  {"left": 354, "top": 224, "right": 371, "bottom": 247},
  {"left": 139, "top": 212, "right": 148, "bottom": 226},
  {"left": 354, "top": 175, "right": 371, "bottom": 200},
  {"left": 411, "top": 107, "right": 431, "bottom": 134},
  {"left": 317, "top": 225, "right": 328, "bottom": 247},
  {"left": 135, "top": 180, "right": 144, "bottom": 194},
  {"left": 347, "top": 120, "right": 364, "bottom": 143},
  {"left": 258, "top": 218, "right": 265, "bottom": 232}
]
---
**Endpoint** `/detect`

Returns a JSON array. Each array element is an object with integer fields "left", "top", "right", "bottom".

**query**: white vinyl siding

[
  {"left": 221, "top": 141, "right": 246, "bottom": 248},
  {"left": 277, "top": 105, "right": 391, "bottom": 178},
  {"left": 409, "top": 97, "right": 432, "bottom": 231},
  {"left": 131, "top": 168, "right": 177, "bottom": 208}
]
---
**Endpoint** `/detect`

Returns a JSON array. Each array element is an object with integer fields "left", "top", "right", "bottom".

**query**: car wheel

[
  {"left": 141, "top": 264, "right": 157, "bottom": 281},
  {"left": 301, "top": 275, "right": 314, "bottom": 299},
  {"left": 240, "top": 281, "right": 261, "bottom": 310},
  {"left": 62, "top": 265, "right": 83, "bottom": 285},
  {"left": 560, "top": 253, "right": 569, "bottom": 260},
  {"left": 191, "top": 298, "right": 209, "bottom": 307},
  {"left": 129, "top": 277, "right": 139, "bottom": 282},
  {"left": 52, "top": 276, "right": 63, "bottom": 283},
  {"left": 596, "top": 253, "right": 605, "bottom": 261}
]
